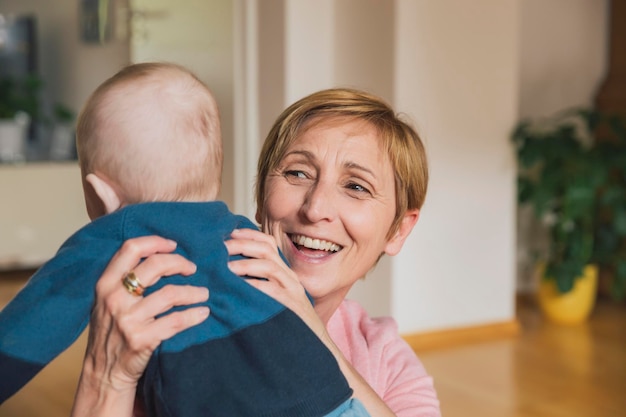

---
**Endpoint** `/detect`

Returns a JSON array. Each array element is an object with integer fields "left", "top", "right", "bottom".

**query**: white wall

[
  {"left": 391, "top": 0, "right": 519, "bottom": 332},
  {"left": 274, "top": 0, "right": 519, "bottom": 333},
  {"left": 129, "top": 0, "right": 236, "bottom": 207},
  {"left": 519, "top": 0, "right": 608, "bottom": 119},
  {"left": 0, "top": 163, "right": 87, "bottom": 268},
  {"left": 284, "top": 0, "right": 335, "bottom": 103}
]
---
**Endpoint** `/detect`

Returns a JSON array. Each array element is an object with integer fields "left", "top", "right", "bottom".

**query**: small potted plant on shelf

[
  {"left": 48, "top": 103, "right": 76, "bottom": 160},
  {"left": 0, "top": 74, "right": 42, "bottom": 162},
  {"left": 512, "top": 108, "right": 626, "bottom": 325}
]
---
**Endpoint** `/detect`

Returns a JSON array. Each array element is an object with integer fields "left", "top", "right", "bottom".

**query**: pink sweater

[{"left": 327, "top": 300, "right": 441, "bottom": 417}]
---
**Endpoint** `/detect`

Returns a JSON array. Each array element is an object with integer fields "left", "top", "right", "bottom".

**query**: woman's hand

[
  {"left": 71, "top": 236, "right": 209, "bottom": 417},
  {"left": 224, "top": 228, "right": 327, "bottom": 337},
  {"left": 226, "top": 228, "right": 397, "bottom": 416}
]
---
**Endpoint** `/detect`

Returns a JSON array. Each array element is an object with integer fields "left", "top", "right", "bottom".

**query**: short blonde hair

[
  {"left": 76, "top": 62, "right": 222, "bottom": 203},
  {"left": 256, "top": 88, "right": 428, "bottom": 237}
]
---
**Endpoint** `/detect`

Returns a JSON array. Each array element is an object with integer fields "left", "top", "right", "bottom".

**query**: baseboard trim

[{"left": 402, "top": 319, "right": 521, "bottom": 352}]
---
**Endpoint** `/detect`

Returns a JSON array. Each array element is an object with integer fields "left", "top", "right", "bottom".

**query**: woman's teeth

[{"left": 291, "top": 234, "right": 341, "bottom": 252}]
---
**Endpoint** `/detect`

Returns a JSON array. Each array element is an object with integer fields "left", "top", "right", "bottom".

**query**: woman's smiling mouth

[{"left": 290, "top": 234, "right": 342, "bottom": 253}]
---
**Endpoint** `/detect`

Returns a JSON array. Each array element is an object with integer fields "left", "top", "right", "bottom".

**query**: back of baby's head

[{"left": 76, "top": 62, "right": 222, "bottom": 203}]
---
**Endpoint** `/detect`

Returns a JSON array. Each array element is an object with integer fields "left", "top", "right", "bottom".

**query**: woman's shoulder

[
  {"left": 330, "top": 299, "right": 440, "bottom": 416},
  {"left": 333, "top": 299, "right": 399, "bottom": 339},
  {"left": 329, "top": 299, "right": 409, "bottom": 360}
]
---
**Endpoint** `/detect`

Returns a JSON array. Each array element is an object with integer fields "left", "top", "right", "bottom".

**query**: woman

[{"left": 71, "top": 88, "right": 441, "bottom": 417}]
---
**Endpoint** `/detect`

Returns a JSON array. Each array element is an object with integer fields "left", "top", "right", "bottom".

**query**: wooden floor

[
  {"left": 418, "top": 297, "right": 626, "bottom": 417},
  {"left": 1, "top": 270, "right": 625, "bottom": 417}
]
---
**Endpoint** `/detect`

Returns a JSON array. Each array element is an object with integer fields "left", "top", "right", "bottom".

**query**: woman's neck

[{"left": 314, "top": 294, "right": 347, "bottom": 326}]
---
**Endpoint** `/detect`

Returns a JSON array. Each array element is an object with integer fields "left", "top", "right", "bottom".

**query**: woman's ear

[
  {"left": 384, "top": 209, "right": 420, "bottom": 256},
  {"left": 85, "top": 173, "right": 122, "bottom": 216},
  {"left": 255, "top": 208, "right": 263, "bottom": 226}
]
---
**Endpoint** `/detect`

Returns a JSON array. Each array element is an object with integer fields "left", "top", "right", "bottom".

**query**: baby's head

[{"left": 76, "top": 62, "right": 222, "bottom": 219}]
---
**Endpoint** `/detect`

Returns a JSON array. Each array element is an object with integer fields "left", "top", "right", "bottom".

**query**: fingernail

[{"left": 198, "top": 307, "right": 210, "bottom": 319}]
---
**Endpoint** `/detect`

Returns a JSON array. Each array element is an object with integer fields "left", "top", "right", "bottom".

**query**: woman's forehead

[
  {"left": 286, "top": 119, "right": 391, "bottom": 169},
  {"left": 299, "top": 114, "right": 374, "bottom": 134},
  {"left": 293, "top": 116, "right": 381, "bottom": 149}
]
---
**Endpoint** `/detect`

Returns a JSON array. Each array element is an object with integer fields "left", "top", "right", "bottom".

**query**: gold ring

[{"left": 122, "top": 271, "right": 145, "bottom": 296}]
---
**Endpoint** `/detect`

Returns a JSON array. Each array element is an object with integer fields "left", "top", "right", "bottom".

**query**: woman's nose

[{"left": 300, "top": 181, "right": 336, "bottom": 223}]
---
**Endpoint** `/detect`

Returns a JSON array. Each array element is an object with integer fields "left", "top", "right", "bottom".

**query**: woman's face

[{"left": 261, "top": 117, "right": 406, "bottom": 307}]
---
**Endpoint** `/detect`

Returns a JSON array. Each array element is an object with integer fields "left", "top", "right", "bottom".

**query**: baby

[{"left": 0, "top": 62, "right": 367, "bottom": 417}]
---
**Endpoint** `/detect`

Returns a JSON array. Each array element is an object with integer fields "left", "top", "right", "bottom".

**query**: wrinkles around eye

[
  {"left": 285, "top": 170, "right": 307, "bottom": 179},
  {"left": 347, "top": 182, "right": 370, "bottom": 194},
  {"left": 283, "top": 170, "right": 314, "bottom": 185}
]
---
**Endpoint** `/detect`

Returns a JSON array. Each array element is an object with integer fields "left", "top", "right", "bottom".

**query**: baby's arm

[{"left": 0, "top": 237, "right": 114, "bottom": 403}]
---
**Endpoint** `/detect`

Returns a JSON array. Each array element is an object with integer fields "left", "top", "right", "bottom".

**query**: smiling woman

[{"left": 225, "top": 87, "right": 439, "bottom": 415}]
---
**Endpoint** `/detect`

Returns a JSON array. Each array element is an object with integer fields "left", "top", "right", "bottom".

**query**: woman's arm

[
  {"left": 70, "top": 236, "right": 209, "bottom": 417},
  {"left": 225, "top": 228, "right": 397, "bottom": 416}
]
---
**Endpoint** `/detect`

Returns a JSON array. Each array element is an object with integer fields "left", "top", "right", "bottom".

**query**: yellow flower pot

[{"left": 537, "top": 264, "right": 598, "bottom": 325}]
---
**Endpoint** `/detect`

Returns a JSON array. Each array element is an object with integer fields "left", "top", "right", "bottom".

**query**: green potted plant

[
  {"left": 0, "top": 74, "right": 43, "bottom": 162},
  {"left": 0, "top": 74, "right": 42, "bottom": 119},
  {"left": 512, "top": 108, "right": 626, "bottom": 324},
  {"left": 48, "top": 103, "right": 77, "bottom": 160},
  {"left": 591, "top": 112, "right": 626, "bottom": 301}
]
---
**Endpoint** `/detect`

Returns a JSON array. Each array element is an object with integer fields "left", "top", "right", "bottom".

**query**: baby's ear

[{"left": 85, "top": 173, "right": 122, "bottom": 215}]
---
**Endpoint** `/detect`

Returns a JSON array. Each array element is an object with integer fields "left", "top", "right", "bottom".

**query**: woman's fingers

[
  {"left": 84, "top": 235, "right": 209, "bottom": 392},
  {"left": 231, "top": 227, "right": 275, "bottom": 243},
  {"left": 226, "top": 228, "right": 299, "bottom": 287},
  {"left": 227, "top": 257, "right": 284, "bottom": 281},
  {"left": 226, "top": 229, "right": 294, "bottom": 276},
  {"left": 105, "top": 236, "right": 179, "bottom": 280},
  {"left": 224, "top": 229, "right": 329, "bottom": 338},
  {"left": 227, "top": 228, "right": 281, "bottom": 257},
  {"left": 226, "top": 230, "right": 314, "bottom": 317},
  {"left": 142, "top": 305, "right": 210, "bottom": 343},
  {"left": 117, "top": 302, "right": 209, "bottom": 355},
  {"left": 103, "top": 287, "right": 210, "bottom": 385},
  {"left": 128, "top": 252, "right": 197, "bottom": 288},
  {"left": 132, "top": 284, "right": 209, "bottom": 325},
  {"left": 96, "top": 236, "right": 180, "bottom": 295}
]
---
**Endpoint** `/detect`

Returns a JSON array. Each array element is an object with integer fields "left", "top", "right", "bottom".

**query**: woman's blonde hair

[{"left": 256, "top": 88, "right": 428, "bottom": 237}]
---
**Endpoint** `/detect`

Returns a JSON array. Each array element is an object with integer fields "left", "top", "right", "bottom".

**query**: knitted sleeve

[{"left": 0, "top": 216, "right": 121, "bottom": 403}]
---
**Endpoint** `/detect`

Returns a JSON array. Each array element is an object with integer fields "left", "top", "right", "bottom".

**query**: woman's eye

[
  {"left": 347, "top": 182, "right": 371, "bottom": 195},
  {"left": 284, "top": 170, "right": 307, "bottom": 179}
]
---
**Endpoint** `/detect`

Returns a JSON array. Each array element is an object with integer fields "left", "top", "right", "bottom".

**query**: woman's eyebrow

[
  {"left": 284, "top": 150, "right": 377, "bottom": 179},
  {"left": 283, "top": 149, "right": 314, "bottom": 161},
  {"left": 345, "top": 161, "right": 376, "bottom": 179}
]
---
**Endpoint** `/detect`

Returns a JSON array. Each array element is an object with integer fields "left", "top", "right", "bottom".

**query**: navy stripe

[
  {"left": 0, "top": 352, "right": 43, "bottom": 403},
  {"left": 142, "top": 309, "right": 352, "bottom": 417}
]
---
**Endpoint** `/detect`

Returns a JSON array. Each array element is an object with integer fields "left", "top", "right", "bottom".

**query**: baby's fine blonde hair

[{"left": 76, "top": 62, "right": 222, "bottom": 203}]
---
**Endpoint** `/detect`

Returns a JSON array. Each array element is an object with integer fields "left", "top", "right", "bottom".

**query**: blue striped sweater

[{"left": 0, "top": 201, "right": 352, "bottom": 416}]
